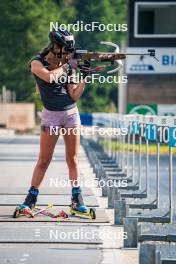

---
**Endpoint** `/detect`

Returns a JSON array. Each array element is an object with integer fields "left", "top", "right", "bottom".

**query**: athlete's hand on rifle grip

[
  {"left": 79, "top": 60, "right": 91, "bottom": 79},
  {"left": 68, "top": 59, "right": 78, "bottom": 69}
]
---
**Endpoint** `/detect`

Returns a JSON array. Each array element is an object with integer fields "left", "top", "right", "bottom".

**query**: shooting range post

[{"left": 124, "top": 0, "right": 176, "bottom": 116}]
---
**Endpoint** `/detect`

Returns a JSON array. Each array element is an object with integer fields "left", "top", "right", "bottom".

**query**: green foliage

[
  {"left": 0, "top": 0, "right": 127, "bottom": 113},
  {"left": 73, "top": 0, "right": 127, "bottom": 112},
  {"left": 0, "top": 0, "right": 59, "bottom": 104}
]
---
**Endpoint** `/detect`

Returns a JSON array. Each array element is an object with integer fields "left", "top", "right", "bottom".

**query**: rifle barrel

[{"left": 125, "top": 53, "right": 151, "bottom": 56}]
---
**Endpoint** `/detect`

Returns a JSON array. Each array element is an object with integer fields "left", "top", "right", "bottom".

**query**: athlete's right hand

[
  {"left": 67, "top": 59, "right": 78, "bottom": 69},
  {"left": 79, "top": 60, "right": 91, "bottom": 79}
]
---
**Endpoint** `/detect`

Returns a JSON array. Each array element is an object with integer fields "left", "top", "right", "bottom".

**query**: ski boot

[
  {"left": 70, "top": 186, "right": 96, "bottom": 219},
  {"left": 13, "top": 186, "right": 39, "bottom": 218}
]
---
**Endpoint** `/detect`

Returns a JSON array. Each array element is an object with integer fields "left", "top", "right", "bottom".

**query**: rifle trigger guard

[{"left": 100, "top": 41, "right": 123, "bottom": 73}]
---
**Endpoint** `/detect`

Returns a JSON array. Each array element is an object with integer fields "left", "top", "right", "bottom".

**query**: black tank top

[{"left": 30, "top": 54, "right": 76, "bottom": 111}]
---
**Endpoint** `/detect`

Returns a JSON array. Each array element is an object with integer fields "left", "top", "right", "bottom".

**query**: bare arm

[
  {"left": 30, "top": 60, "right": 65, "bottom": 83},
  {"left": 67, "top": 79, "right": 85, "bottom": 101}
]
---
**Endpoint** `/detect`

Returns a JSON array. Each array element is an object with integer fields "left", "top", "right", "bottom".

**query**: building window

[{"left": 134, "top": 2, "right": 176, "bottom": 38}]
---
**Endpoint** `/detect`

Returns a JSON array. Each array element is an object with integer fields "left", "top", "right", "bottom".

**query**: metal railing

[{"left": 82, "top": 113, "right": 176, "bottom": 264}]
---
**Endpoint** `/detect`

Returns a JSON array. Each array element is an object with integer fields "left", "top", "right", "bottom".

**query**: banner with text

[{"left": 125, "top": 48, "right": 176, "bottom": 74}]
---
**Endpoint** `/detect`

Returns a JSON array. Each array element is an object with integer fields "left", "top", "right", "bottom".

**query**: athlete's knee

[
  {"left": 37, "top": 157, "right": 51, "bottom": 170},
  {"left": 66, "top": 155, "right": 79, "bottom": 168}
]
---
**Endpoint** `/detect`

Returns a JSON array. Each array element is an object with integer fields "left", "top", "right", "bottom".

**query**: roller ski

[
  {"left": 70, "top": 187, "right": 96, "bottom": 220},
  {"left": 13, "top": 204, "right": 34, "bottom": 218},
  {"left": 13, "top": 186, "right": 39, "bottom": 218},
  {"left": 33, "top": 204, "right": 68, "bottom": 219}
]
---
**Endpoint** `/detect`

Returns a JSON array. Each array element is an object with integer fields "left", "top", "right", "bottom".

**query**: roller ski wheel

[
  {"left": 57, "top": 210, "right": 69, "bottom": 219},
  {"left": 13, "top": 205, "right": 34, "bottom": 218},
  {"left": 89, "top": 208, "right": 96, "bottom": 220},
  {"left": 70, "top": 207, "right": 96, "bottom": 220}
]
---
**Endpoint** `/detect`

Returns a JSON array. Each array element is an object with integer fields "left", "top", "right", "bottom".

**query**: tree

[
  {"left": 73, "top": 0, "right": 127, "bottom": 112},
  {"left": 0, "top": 0, "right": 127, "bottom": 113},
  {"left": 0, "top": 0, "right": 59, "bottom": 103}
]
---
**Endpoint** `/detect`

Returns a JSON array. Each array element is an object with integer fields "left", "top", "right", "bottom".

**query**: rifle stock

[
  {"left": 45, "top": 42, "right": 157, "bottom": 73},
  {"left": 46, "top": 50, "right": 126, "bottom": 70}
]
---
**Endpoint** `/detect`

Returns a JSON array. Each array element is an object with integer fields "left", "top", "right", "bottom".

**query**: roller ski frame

[
  {"left": 70, "top": 207, "right": 96, "bottom": 220},
  {"left": 13, "top": 204, "right": 53, "bottom": 218},
  {"left": 33, "top": 204, "right": 68, "bottom": 219},
  {"left": 13, "top": 203, "right": 68, "bottom": 219}
]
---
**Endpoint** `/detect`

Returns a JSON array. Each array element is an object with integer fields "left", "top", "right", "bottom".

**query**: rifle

[{"left": 46, "top": 41, "right": 158, "bottom": 74}]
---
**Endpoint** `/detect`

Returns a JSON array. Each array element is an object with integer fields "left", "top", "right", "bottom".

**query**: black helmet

[{"left": 49, "top": 27, "right": 75, "bottom": 53}]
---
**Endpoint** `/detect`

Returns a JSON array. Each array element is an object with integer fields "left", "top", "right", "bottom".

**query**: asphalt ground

[{"left": 0, "top": 135, "right": 138, "bottom": 264}]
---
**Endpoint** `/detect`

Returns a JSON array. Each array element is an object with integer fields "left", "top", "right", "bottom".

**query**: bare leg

[
  {"left": 31, "top": 130, "right": 59, "bottom": 188},
  {"left": 63, "top": 127, "right": 80, "bottom": 186},
  {"left": 63, "top": 127, "right": 88, "bottom": 212}
]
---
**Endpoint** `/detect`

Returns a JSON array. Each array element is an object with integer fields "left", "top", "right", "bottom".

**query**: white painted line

[{"left": 35, "top": 228, "right": 41, "bottom": 238}]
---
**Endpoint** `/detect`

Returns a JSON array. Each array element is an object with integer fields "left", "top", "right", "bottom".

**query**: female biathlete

[{"left": 13, "top": 27, "right": 90, "bottom": 217}]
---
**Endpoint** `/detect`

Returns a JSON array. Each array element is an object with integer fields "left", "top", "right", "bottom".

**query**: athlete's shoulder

[
  {"left": 30, "top": 54, "right": 43, "bottom": 63},
  {"left": 29, "top": 54, "right": 47, "bottom": 69}
]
